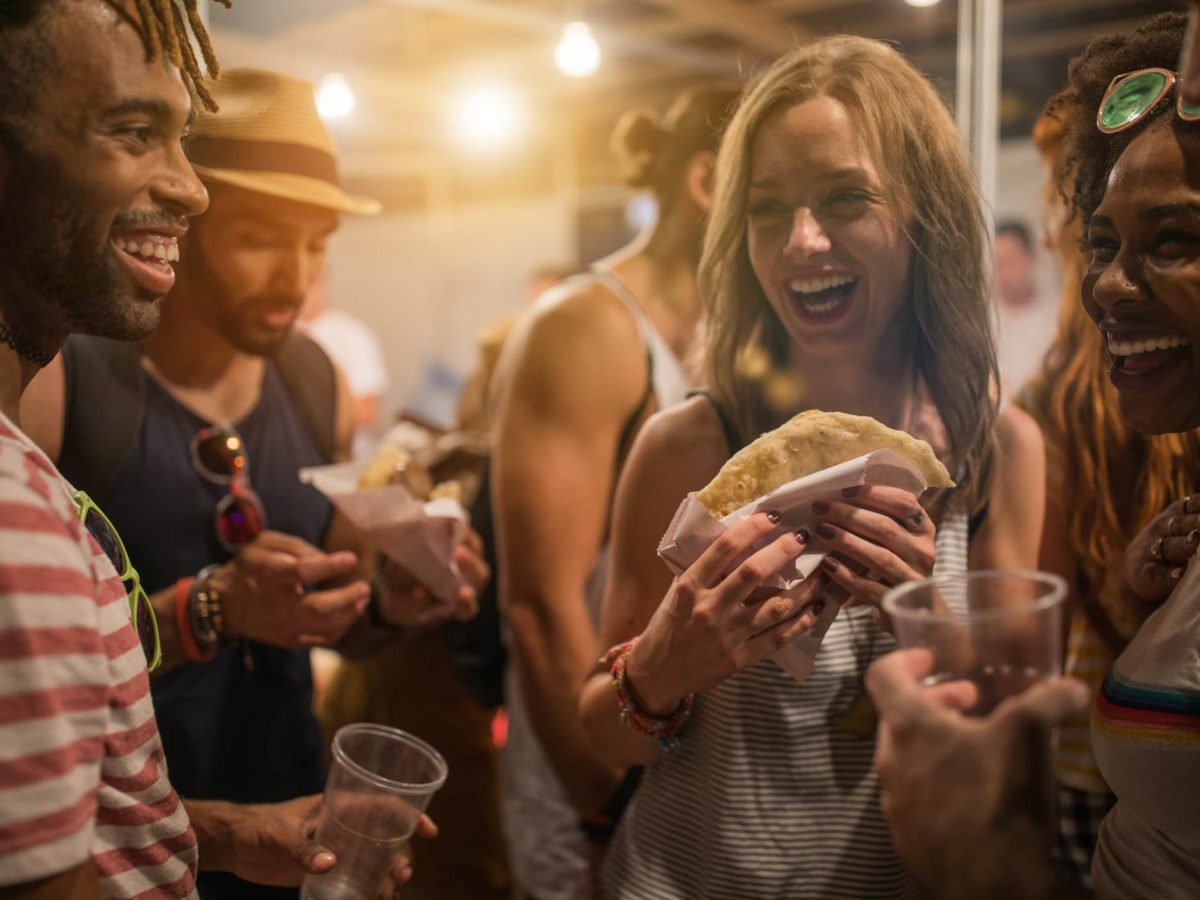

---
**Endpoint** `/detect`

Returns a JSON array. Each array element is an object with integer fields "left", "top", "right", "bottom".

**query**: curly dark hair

[{"left": 1048, "top": 12, "right": 1191, "bottom": 226}]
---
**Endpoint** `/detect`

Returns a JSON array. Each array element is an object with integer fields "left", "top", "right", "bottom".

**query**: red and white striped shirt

[{"left": 0, "top": 411, "right": 197, "bottom": 898}]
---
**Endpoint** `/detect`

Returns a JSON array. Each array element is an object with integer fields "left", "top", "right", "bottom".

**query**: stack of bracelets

[
  {"left": 174, "top": 565, "right": 226, "bottom": 663},
  {"left": 602, "top": 637, "right": 693, "bottom": 753}
]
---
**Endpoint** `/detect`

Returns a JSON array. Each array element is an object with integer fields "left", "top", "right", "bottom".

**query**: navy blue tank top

[{"left": 98, "top": 363, "right": 333, "bottom": 900}]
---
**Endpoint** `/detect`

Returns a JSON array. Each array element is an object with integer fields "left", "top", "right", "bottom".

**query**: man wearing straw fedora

[{"left": 24, "top": 66, "right": 486, "bottom": 899}]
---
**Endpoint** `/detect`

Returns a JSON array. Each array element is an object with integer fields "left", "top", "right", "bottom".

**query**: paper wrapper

[
  {"left": 657, "top": 449, "right": 928, "bottom": 680},
  {"left": 300, "top": 461, "right": 469, "bottom": 604}
]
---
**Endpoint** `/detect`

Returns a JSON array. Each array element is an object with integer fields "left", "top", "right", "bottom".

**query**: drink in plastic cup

[
  {"left": 881, "top": 570, "right": 1068, "bottom": 715},
  {"left": 300, "top": 724, "right": 448, "bottom": 900}
]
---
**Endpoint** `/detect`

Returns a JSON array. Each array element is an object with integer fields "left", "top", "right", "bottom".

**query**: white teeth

[
  {"left": 787, "top": 273, "right": 856, "bottom": 295},
  {"left": 1107, "top": 333, "right": 1190, "bottom": 356},
  {"left": 803, "top": 297, "right": 841, "bottom": 314},
  {"left": 114, "top": 236, "right": 179, "bottom": 264}
]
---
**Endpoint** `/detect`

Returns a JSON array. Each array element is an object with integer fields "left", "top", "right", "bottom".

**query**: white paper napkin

[
  {"left": 300, "top": 460, "right": 469, "bottom": 604},
  {"left": 657, "top": 449, "right": 928, "bottom": 679}
]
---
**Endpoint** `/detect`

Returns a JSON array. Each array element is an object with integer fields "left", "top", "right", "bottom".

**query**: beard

[
  {"left": 0, "top": 125, "right": 165, "bottom": 346},
  {"left": 175, "top": 238, "right": 300, "bottom": 358}
]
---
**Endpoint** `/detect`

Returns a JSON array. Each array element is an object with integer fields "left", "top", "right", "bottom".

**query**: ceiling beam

[{"left": 637, "top": 0, "right": 802, "bottom": 55}]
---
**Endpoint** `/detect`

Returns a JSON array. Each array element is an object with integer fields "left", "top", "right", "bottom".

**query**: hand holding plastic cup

[
  {"left": 881, "top": 570, "right": 1067, "bottom": 715},
  {"left": 301, "top": 724, "right": 448, "bottom": 900}
]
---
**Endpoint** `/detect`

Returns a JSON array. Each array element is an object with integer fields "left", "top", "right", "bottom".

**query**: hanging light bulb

[
  {"left": 452, "top": 82, "right": 524, "bottom": 151},
  {"left": 555, "top": 21, "right": 601, "bottom": 78},
  {"left": 316, "top": 73, "right": 355, "bottom": 120},
  {"left": 904, "top": 0, "right": 942, "bottom": 7}
]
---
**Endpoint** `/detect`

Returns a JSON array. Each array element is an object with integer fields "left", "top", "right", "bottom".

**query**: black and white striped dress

[{"left": 599, "top": 509, "right": 970, "bottom": 899}]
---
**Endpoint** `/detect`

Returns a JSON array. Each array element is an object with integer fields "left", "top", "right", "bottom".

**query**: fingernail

[
  {"left": 1188, "top": 530, "right": 1200, "bottom": 544},
  {"left": 314, "top": 851, "right": 336, "bottom": 868},
  {"left": 842, "top": 486, "right": 859, "bottom": 498},
  {"left": 766, "top": 510, "right": 782, "bottom": 524},
  {"left": 821, "top": 556, "right": 839, "bottom": 572},
  {"left": 816, "top": 523, "right": 836, "bottom": 540},
  {"left": 812, "top": 500, "right": 830, "bottom": 515},
  {"left": 1171, "top": 567, "right": 1185, "bottom": 580},
  {"left": 794, "top": 528, "right": 810, "bottom": 544},
  {"left": 811, "top": 599, "right": 826, "bottom": 616}
]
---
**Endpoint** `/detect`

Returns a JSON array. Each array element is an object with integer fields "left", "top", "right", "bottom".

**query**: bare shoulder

[
  {"left": 995, "top": 404, "right": 1045, "bottom": 469},
  {"left": 494, "top": 279, "right": 648, "bottom": 421},
  {"left": 624, "top": 395, "right": 730, "bottom": 500}
]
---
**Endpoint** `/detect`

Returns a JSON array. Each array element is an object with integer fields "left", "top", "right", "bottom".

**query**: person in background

[
  {"left": 301, "top": 269, "right": 390, "bottom": 458},
  {"left": 1016, "top": 107, "right": 1200, "bottom": 887},
  {"left": 21, "top": 67, "right": 485, "bottom": 900},
  {"left": 0, "top": 2, "right": 430, "bottom": 897},
  {"left": 489, "top": 84, "right": 741, "bottom": 899},
  {"left": 870, "top": 13, "right": 1200, "bottom": 898},
  {"left": 456, "top": 265, "right": 572, "bottom": 436},
  {"left": 993, "top": 219, "right": 1059, "bottom": 397},
  {"left": 577, "top": 35, "right": 1044, "bottom": 899}
]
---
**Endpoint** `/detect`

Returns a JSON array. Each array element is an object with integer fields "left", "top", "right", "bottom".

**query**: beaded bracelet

[
  {"left": 602, "top": 638, "right": 693, "bottom": 753},
  {"left": 174, "top": 576, "right": 215, "bottom": 663}
]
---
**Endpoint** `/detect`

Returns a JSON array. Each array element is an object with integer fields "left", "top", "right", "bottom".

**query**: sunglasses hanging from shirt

[
  {"left": 74, "top": 490, "right": 162, "bottom": 672},
  {"left": 1097, "top": 68, "right": 1200, "bottom": 134},
  {"left": 190, "top": 423, "right": 266, "bottom": 551}
]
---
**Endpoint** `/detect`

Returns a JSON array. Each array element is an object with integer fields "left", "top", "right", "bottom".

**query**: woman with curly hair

[
  {"left": 1017, "top": 102, "right": 1200, "bottom": 886},
  {"left": 577, "top": 35, "right": 1044, "bottom": 898},
  {"left": 869, "top": 13, "right": 1200, "bottom": 899}
]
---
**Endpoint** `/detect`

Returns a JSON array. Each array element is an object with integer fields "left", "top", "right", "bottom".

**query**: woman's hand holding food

[
  {"left": 624, "top": 512, "right": 826, "bottom": 716},
  {"left": 810, "top": 484, "right": 937, "bottom": 614},
  {"left": 1123, "top": 494, "right": 1200, "bottom": 603}
]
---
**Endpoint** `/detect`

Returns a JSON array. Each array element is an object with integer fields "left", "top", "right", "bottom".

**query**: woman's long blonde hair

[
  {"left": 700, "top": 36, "right": 997, "bottom": 512},
  {"left": 1017, "top": 112, "right": 1200, "bottom": 603}
]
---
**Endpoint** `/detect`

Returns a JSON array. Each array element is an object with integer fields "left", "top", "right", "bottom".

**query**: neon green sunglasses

[
  {"left": 74, "top": 490, "right": 161, "bottom": 672},
  {"left": 1097, "top": 68, "right": 1200, "bottom": 134}
]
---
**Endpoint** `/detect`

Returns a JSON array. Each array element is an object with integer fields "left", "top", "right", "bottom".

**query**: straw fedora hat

[{"left": 188, "top": 67, "right": 380, "bottom": 216}]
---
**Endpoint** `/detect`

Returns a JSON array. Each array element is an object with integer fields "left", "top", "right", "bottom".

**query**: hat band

[{"left": 187, "top": 137, "right": 338, "bottom": 186}]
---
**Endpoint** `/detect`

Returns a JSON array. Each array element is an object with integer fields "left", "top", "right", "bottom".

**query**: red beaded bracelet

[{"left": 602, "top": 638, "right": 692, "bottom": 752}]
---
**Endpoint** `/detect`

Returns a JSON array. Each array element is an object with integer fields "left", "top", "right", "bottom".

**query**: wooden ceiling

[{"left": 208, "top": 0, "right": 1179, "bottom": 208}]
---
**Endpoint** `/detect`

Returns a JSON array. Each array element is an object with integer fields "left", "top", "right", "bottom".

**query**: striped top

[
  {"left": 0, "top": 411, "right": 197, "bottom": 898},
  {"left": 1091, "top": 554, "right": 1200, "bottom": 899},
  {"left": 598, "top": 506, "right": 969, "bottom": 899}
]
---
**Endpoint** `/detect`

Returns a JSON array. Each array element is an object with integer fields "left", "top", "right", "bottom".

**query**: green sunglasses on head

[
  {"left": 1097, "top": 68, "right": 1200, "bottom": 134},
  {"left": 73, "top": 490, "right": 162, "bottom": 673}
]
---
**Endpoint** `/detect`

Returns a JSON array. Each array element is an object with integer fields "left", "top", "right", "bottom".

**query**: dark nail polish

[
  {"left": 795, "top": 529, "right": 810, "bottom": 544},
  {"left": 812, "top": 500, "right": 830, "bottom": 515},
  {"left": 842, "top": 486, "right": 859, "bottom": 498},
  {"left": 1188, "top": 529, "right": 1200, "bottom": 544},
  {"left": 811, "top": 599, "right": 826, "bottom": 616},
  {"left": 817, "top": 523, "right": 836, "bottom": 540},
  {"left": 767, "top": 510, "right": 782, "bottom": 524},
  {"left": 821, "top": 556, "right": 840, "bottom": 572}
]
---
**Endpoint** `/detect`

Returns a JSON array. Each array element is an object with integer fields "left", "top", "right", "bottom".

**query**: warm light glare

[
  {"left": 452, "top": 84, "right": 523, "bottom": 150},
  {"left": 555, "top": 21, "right": 601, "bottom": 78},
  {"left": 904, "top": 0, "right": 942, "bottom": 6},
  {"left": 316, "top": 73, "right": 355, "bottom": 120}
]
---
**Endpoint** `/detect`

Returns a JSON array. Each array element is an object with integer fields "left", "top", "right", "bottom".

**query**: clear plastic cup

[
  {"left": 300, "top": 724, "right": 448, "bottom": 900},
  {"left": 881, "top": 570, "right": 1068, "bottom": 715}
]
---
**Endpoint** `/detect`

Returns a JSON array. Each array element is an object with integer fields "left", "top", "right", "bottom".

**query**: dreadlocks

[{"left": 118, "top": 0, "right": 232, "bottom": 111}]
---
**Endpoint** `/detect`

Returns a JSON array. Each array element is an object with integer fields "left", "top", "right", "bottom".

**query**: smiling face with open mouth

[
  {"left": 1083, "top": 116, "right": 1200, "bottom": 435},
  {"left": 0, "top": 2, "right": 207, "bottom": 348},
  {"left": 745, "top": 95, "right": 913, "bottom": 364}
]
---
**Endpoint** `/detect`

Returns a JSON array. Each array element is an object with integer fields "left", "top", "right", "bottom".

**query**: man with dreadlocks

[{"left": 0, "top": 2, "right": 433, "bottom": 898}]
